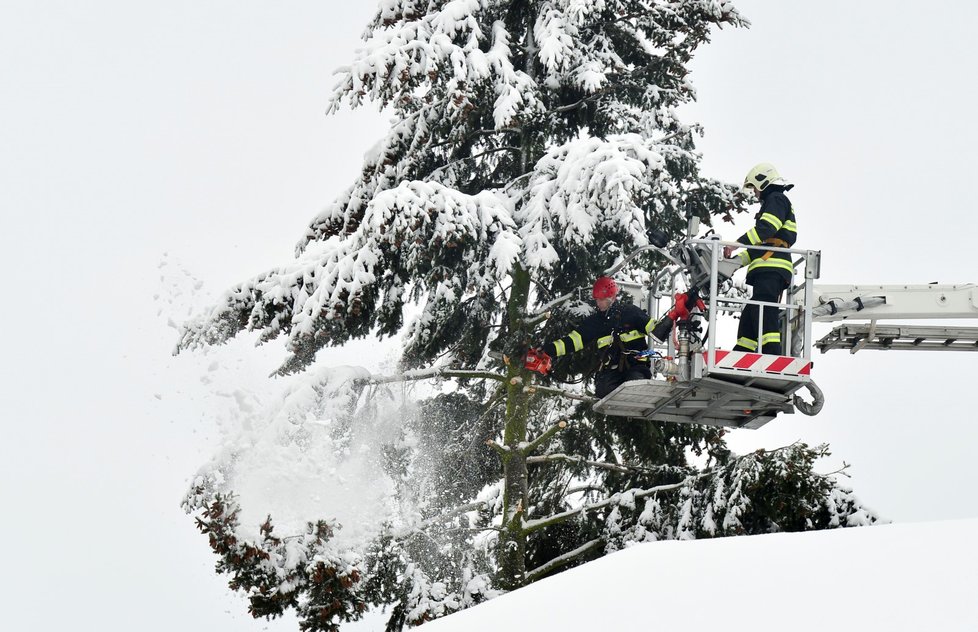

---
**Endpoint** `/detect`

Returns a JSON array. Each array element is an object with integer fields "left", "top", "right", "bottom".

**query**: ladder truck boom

[
  {"left": 810, "top": 284, "right": 978, "bottom": 322},
  {"left": 805, "top": 284, "right": 978, "bottom": 353}
]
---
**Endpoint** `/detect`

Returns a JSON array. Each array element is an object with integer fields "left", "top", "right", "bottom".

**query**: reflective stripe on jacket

[
  {"left": 543, "top": 302, "right": 654, "bottom": 369},
  {"left": 737, "top": 184, "right": 797, "bottom": 283}
]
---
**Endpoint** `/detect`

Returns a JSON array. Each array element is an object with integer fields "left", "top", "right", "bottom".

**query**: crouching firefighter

[{"left": 526, "top": 276, "right": 655, "bottom": 399}]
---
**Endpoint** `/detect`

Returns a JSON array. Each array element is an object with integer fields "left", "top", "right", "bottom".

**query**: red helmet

[{"left": 592, "top": 276, "right": 619, "bottom": 300}]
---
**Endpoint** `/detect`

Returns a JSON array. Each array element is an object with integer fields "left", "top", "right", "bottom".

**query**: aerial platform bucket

[{"left": 592, "top": 351, "right": 812, "bottom": 429}]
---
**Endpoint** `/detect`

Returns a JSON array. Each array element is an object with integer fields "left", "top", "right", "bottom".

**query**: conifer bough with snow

[{"left": 178, "top": 2, "right": 876, "bottom": 630}]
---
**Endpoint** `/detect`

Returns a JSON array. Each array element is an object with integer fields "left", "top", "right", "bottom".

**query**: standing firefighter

[
  {"left": 723, "top": 162, "right": 798, "bottom": 354},
  {"left": 527, "top": 276, "right": 655, "bottom": 398}
]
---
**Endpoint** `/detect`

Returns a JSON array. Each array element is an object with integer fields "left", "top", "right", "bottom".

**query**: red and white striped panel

[{"left": 704, "top": 350, "right": 812, "bottom": 376}]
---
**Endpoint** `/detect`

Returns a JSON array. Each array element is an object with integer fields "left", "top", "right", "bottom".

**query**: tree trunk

[
  {"left": 497, "top": 265, "right": 532, "bottom": 589},
  {"left": 498, "top": 8, "right": 538, "bottom": 591}
]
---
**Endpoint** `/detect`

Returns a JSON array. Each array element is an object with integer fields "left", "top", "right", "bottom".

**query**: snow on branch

[
  {"left": 329, "top": 3, "right": 544, "bottom": 129},
  {"left": 392, "top": 499, "right": 491, "bottom": 539},
  {"left": 174, "top": 241, "right": 343, "bottom": 354},
  {"left": 523, "top": 474, "right": 712, "bottom": 533},
  {"left": 366, "top": 365, "right": 508, "bottom": 385},
  {"left": 186, "top": 489, "right": 366, "bottom": 629},
  {"left": 258, "top": 362, "right": 508, "bottom": 430},
  {"left": 177, "top": 181, "right": 523, "bottom": 375},
  {"left": 526, "top": 453, "right": 692, "bottom": 477},
  {"left": 517, "top": 134, "right": 670, "bottom": 271},
  {"left": 522, "top": 444, "right": 831, "bottom": 535},
  {"left": 529, "top": 0, "right": 745, "bottom": 98}
]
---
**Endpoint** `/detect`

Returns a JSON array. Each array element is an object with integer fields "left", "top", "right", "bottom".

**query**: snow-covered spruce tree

[{"left": 178, "top": 1, "right": 876, "bottom": 629}]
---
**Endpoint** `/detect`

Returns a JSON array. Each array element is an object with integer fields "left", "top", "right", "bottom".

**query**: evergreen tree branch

[
  {"left": 364, "top": 367, "right": 508, "bottom": 385},
  {"left": 524, "top": 384, "right": 596, "bottom": 403},
  {"left": 392, "top": 500, "right": 491, "bottom": 539},
  {"left": 524, "top": 443, "right": 828, "bottom": 534},
  {"left": 428, "top": 126, "right": 521, "bottom": 151},
  {"left": 528, "top": 290, "right": 578, "bottom": 318},
  {"left": 435, "top": 526, "right": 505, "bottom": 534},
  {"left": 523, "top": 474, "right": 711, "bottom": 533},
  {"left": 543, "top": 62, "right": 673, "bottom": 118},
  {"left": 607, "top": 10, "right": 655, "bottom": 26},
  {"left": 426, "top": 145, "right": 522, "bottom": 181},
  {"left": 564, "top": 484, "right": 608, "bottom": 497},
  {"left": 822, "top": 462, "right": 851, "bottom": 478},
  {"left": 502, "top": 171, "right": 533, "bottom": 193},
  {"left": 525, "top": 538, "right": 604, "bottom": 583},
  {"left": 526, "top": 453, "right": 690, "bottom": 477},
  {"left": 474, "top": 384, "right": 508, "bottom": 423}
]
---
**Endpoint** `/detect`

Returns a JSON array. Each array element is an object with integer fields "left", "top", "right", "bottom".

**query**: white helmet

[{"left": 743, "top": 162, "right": 789, "bottom": 192}]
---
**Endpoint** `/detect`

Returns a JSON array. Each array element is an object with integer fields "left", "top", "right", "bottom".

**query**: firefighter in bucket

[{"left": 526, "top": 277, "right": 655, "bottom": 398}]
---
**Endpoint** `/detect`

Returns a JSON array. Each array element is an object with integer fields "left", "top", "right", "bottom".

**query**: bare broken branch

[
  {"left": 521, "top": 421, "right": 568, "bottom": 456},
  {"left": 486, "top": 439, "right": 510, "bottom": 457}
]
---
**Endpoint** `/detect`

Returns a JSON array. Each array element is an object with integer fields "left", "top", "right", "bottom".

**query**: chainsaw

[{"left": 523, "top": 348, "right": 552, "bottom": 375}]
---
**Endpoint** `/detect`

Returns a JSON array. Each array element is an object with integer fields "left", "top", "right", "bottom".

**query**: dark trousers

[
  {"left": 595, "top": 363, "right": 652, "bottom": 399},
  {"left": 735, "top": 273, "right": 789, "bottom": 355}
]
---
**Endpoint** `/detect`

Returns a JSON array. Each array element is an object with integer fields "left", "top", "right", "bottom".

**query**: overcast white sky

[{"left": 2, "top": 2, "right": 977, "bottom": 631}]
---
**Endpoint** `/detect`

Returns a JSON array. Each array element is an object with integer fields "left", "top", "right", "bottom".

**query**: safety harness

[{"left": 759, "top": 237, "right": 790, "bottom": 261}]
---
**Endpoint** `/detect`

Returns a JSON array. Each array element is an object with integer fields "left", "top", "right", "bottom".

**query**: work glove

[{"left": 650, "top": 289, "right": 706, "bottom": 343}]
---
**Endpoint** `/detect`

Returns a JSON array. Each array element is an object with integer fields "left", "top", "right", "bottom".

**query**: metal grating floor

[{"left": 592, "top": 373, "right": 803, "bottom": 430}]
